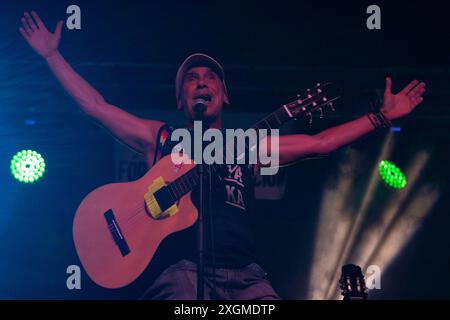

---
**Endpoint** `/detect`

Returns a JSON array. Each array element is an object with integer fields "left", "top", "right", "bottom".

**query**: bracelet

[{"left": 367, "top": 111, "right": 392, "bottom": 130}]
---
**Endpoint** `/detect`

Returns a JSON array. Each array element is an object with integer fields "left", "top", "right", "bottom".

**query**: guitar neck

[
  {"left": 166, "top": 165, "right": 201, "bottom": 200},
  {"left": 251, "top": 105, "right": 293, "bottom": 130}
]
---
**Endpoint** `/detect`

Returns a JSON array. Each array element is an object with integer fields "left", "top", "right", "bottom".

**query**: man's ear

[
  {"left": 177, "top": 98, "right": 183, "bottom": 110},
  {"left": 224, "top": 93, "right": 230, "bottom": 105}
]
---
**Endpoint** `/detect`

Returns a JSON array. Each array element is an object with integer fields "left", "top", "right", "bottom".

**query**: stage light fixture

[
  {"left": 10, "top": 150, "right": 46, "bottom": 183},
  {"left": 379, "top": 160, "right": 406, "bottom": 189}
]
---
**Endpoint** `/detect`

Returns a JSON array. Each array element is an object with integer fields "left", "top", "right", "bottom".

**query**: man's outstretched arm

[
  {"left": 272, "top": 77, "right": 426, "bottom": 165},
  {"left": 19, "top": 11, "right": 163, "bottom": 158}
]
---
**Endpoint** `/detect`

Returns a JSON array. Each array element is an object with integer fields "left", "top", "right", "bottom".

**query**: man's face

[{"left": 178, "top": 66, "right": 229, "bottom": 123}]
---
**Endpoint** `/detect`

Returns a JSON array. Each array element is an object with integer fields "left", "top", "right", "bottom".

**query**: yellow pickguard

[{"left": 144, "top": 176, "right": 178, "bottom": 219}]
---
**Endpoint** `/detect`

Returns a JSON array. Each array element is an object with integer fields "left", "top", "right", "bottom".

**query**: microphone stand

[
  {"left": 195, "top": 103, "right": 208, "bottom": 301},
  {"left": 197, "top": 161, "right": 205, "bottom": 300}
]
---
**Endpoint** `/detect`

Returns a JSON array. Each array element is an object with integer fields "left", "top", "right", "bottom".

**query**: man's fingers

[
  {"left": 19, "top": 27, "right": 30, "bottom": 39},
  {"left": 384, "top": 77, "right": 392, "bottom": 96},
  {"left": 24, "top": 12, "right": 37, "bottom": 31},
  {"left": 31, "top": 11, "right": 45, "bottom": 29},
  {"left": 21, "top": 17, "right": 32, "bottom": 34},
  {"left": 408, "top": 82, "right": 426, "bottom": 97},
  {"left": 411, "top": 96, "right": 424, "bottom": 108},
  {"left": 54, "top": 21, "right": 63, "bottom": 38},
  {"left": 416, "top": 86, "right": 426, "bottom": 97},
  {"left": 400, "top": 80, "right": 419, "bottom": 95}
]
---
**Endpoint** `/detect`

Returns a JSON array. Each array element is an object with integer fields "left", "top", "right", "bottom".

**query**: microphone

[{"left": 193, "top": 98, "right": 207, "bottom": 113}]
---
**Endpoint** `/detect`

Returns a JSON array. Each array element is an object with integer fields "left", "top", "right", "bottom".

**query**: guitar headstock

[
  {"left": 339, "top": 264, "right": 368, "bottom": 300},
  {"left": 283, "top": 82, "right": 340, "bottom": 123}
]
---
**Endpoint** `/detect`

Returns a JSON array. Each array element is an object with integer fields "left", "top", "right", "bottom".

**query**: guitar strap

[{"left": 152, "top": 123, "right": 174, "bottom": 166}]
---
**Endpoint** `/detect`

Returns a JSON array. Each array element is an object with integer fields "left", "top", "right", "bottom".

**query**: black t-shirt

[{"left": 152, "top": 124, "right": 256, "bottom": 268}]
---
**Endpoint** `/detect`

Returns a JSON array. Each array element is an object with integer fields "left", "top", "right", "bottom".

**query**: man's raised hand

[
  {"left": 19, "top": 11, "right": 63, "bottom": 59},
  {"left": 381, "top": 77, "right": 426, "bottom": 121}
]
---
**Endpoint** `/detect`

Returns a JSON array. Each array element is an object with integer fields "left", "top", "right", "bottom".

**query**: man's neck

[{"left": 187, "top": 117, "right": 222, "bottom": 130}]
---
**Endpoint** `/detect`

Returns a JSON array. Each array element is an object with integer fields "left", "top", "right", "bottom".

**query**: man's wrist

[
  {"left": 44, "top": 49, "right": 60, "bottom": 61},
  {"left": 367, "top": 111, "right": 392, "bottom": 130}
]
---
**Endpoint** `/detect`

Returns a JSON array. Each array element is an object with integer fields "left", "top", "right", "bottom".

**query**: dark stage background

[{"left": 0, "top": 0, "right": 449, "bottom": 299}]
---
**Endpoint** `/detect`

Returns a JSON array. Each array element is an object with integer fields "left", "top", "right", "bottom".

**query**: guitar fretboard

[
  {"left": 167, "top": 166, "right": 200, "bottom": 200},
  {"left": 252, "top": 106, "right": 292, "bottom": 130}
]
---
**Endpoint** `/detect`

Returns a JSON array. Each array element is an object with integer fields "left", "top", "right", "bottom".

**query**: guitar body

[{"left": 73, "top": 154, "right": 197, "bottom": 289}]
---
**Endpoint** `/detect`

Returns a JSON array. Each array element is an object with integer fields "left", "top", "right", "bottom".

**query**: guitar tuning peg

[
  {"left": 307, "top": 94, "right": 312, "bottom": 98},
  {"left": 312, "top": 102, "right": 317, "bottom": 107},
  {"left": 316, "top": 82, "right": 321, "bottom": 87},
  {"left": 328, "top": 102, "right": 335, "bottom": 111},
  {"left": 322, "top": 97, "right": 327, "bottom": 102},
  {"left": 306, "top": 112, "right": 313, "bottom": 124},
  {"left": 318, "top": 108, "right": 323, "bottom": 119},
  {"left": 317, "top": 88, "right": 322, "bottom": 93}
]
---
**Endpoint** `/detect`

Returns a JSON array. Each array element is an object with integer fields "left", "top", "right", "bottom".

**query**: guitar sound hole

[{"left": 143, "top": 200, "right": 180, "bottom": 220}]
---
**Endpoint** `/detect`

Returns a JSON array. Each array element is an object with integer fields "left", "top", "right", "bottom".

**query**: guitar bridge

[{"left": 104, "top": 209, "right": 130, "bottom": 256}]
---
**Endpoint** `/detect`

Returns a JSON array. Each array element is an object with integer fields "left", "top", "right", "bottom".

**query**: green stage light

[
  {"left": 10, "top": 150, "right": 46, "bottom": 183},
  {"left": 379, "top": 160, "right": 406, "bottom": 189}
]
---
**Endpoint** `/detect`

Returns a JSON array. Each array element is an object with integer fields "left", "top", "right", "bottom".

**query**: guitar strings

[{"left": 120, "top": 185, "right": 181, "bottom": 227}]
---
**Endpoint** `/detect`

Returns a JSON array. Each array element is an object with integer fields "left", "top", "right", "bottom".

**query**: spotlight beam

[
  {"left": 306, "top": 149, "right": 358, "bottom": 299},
  {"left": 330, "top": 150, "right": 432, "bottom": 300},
  {"left": 365, "top": 184, "right": 439, "bottom": 271},
  {"left": 323, "top": 132, "right": 395, "bottom": 300},
  {"left": 356, "top": 151, "right": 430, "bottom": 269}
]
